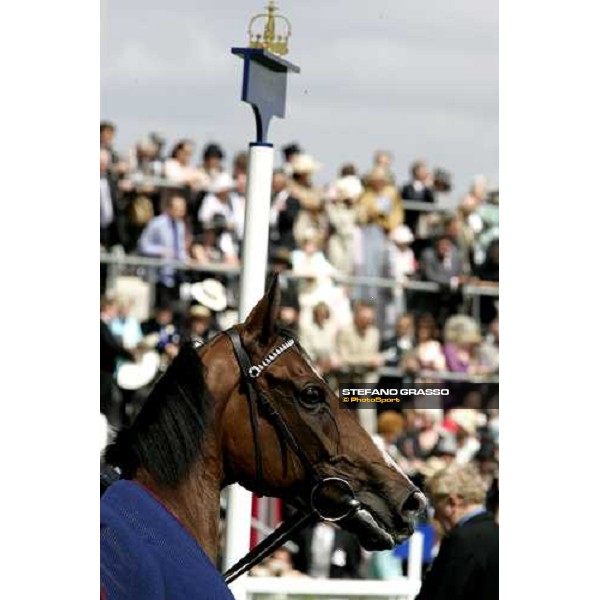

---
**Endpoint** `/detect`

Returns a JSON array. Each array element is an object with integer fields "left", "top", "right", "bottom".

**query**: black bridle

[
  {"left": 226, "top": 328, "right": 318, "bottom": 488},
  {"left": 222, "top": 328, "right": 360, "bottom": 584}
]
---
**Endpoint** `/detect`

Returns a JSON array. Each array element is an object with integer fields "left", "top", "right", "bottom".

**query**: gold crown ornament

[{"left": 248, "top": 1, "right": 292, "bottom": 56}]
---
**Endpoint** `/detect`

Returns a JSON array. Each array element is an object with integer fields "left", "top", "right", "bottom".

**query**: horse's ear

[{"left": 242, "top": 274, "right": 280, "bottom": 347}]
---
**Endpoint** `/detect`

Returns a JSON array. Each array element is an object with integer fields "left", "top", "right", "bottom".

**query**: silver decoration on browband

[
  {"left": 248, "top": 338, "right": 295, "bottom": 378},
  {"left": 191, "top": 337, "right": 205, "bottom": 350}
]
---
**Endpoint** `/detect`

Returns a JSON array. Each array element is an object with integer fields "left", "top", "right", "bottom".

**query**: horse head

[{"left": 213, "top": 276, "right": 426, "bottom": 550}]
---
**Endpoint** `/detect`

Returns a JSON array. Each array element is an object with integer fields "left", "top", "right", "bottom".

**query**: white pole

[
  {"left": 407, "top": 530, "right": 425, "bottom": 598},
  {"left": 237, "top": 143, "right": 275, "bottom": 319},
  {"left": 224, "top": 143, "right": 275, "bottom": 591}
]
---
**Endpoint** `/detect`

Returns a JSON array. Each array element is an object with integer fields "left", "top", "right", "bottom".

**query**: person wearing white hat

[
  {"left": 386, "top": 224, "right": 417, "bottom": 320},
  {"left": 290, "top": 153, "right": 321, "bottom": 178},
  {"left": 448, "top": 409, "right": 482, "bottom": 466},
  {"left": 189, "top": 278, "right": 228, "bottom": 312},
  {"left": 355, "top": 167, "right": 404, "bottom": 328},
  {"left": 325, "top": 175, "right": 363, "bottom": 276},
  {"left": 288, "top": 153, "right": 328, "bottom": 246}
]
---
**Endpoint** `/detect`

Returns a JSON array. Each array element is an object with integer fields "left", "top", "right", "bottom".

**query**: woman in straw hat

[
  {"left": 287, "top": 153, "right": 322, "bottom": 210},
  {"left": 357, "top": 167, "right": 404, "bottom": 232},
  {"left": 354, "top": 167, "right": 405, "bottom": 318},
  {"left": 325, "top": 175, "right": 363, "bottom": 275},
  {"left": 288, "top": 154, "right": 328, "bottom": 246}
]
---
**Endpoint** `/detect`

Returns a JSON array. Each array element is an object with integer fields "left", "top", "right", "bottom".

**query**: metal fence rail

[
  {"left": 100, "top": 250, "right": 499, "bottom": 298},
  {"left": 377, "top": 368, "right": 498, "bottom": 384}
]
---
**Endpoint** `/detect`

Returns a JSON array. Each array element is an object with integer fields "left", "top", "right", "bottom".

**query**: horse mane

[{"left": 104, "top": 341, "right": 212, "bottom": 487}]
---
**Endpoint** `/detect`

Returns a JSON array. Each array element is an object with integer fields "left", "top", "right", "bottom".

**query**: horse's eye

[{"left": 301, "top": 385, "right": 324, "bottom": 405}]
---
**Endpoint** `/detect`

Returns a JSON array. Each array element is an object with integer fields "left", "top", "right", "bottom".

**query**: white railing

[{"left": 229, "top": 532, "right": 424, "bottom": 600}]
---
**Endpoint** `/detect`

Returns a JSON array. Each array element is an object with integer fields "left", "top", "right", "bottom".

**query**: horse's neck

[
  {"left": 136, "top": 450, "right": 224, "bottom": 563},
  {"left": 134, "top": 335, "right": 241, "bottom": 563}
]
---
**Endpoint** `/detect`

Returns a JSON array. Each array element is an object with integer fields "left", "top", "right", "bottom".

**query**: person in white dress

[
  {"left": 386, "top": 225, "right": 416, "bottom": 322},
  {"left": 292, "top": 230, "right": 352, "bottom": 330}
]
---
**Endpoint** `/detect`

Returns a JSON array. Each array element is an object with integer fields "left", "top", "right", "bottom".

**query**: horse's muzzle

[{"left": 340, "top": 489, "right": 428, "bottom": 551}]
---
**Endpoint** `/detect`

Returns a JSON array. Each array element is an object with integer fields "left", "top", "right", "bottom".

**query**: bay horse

[{"left": 101, "top": 277, "right": 426, "bottom": 599}]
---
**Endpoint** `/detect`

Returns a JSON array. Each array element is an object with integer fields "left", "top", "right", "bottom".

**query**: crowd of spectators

[
  {"left": 100, "top": 120, "right": 498, "bottom": 381},
  {"left": 100, "top": 120, "right": 499, "bottom": 585}
]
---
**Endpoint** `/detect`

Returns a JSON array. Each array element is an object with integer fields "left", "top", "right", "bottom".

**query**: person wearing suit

[
  {"left": 269, "top": 248, "right": 300, "bottom": 311},
  {"left": 291, "top": 521, "right": 363, "bottom": 579},
  {"left": 420, "top": 235, "right": 464, "bottom": 285},
  {"left": 416, "top": 464, "right": 499, "bottom": 600},
  {"left": 100, "top": 149, "right": 122, "bottom": 249},
  {"left": 100, "top": 121, "right": 121, "bottom": 167},
  {"left": 419, "top": 235, "right": 465, "bottom": 323},
  {"left": 270, "top": 169, "right": 302, "bottom": 253},
  {"left": 401, "top": 160, "right": 436, "bottom": 234},
  {"left": 100, "top": 148, "right": 124, "bottom": 295},
  {"left": 141, "top": 305, "right": 181, "bottom": 360},
  {"left": 138, "top": 195, "right": 189, "bottom": 307},
  {"left": 401, "top": 160, "right": 436, "bottom": 204},
  {"left": 101, "top": 297, "right": 134, "bottom": 426}
]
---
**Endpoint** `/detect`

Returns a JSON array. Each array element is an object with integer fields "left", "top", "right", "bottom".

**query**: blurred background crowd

[{"left": 100, "top": 120, "right": 499, "bottom": 581}]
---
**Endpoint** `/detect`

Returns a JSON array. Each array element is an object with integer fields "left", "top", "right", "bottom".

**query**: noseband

[{"left": 223, "top": 328, "right": 360, "bottom": 583}]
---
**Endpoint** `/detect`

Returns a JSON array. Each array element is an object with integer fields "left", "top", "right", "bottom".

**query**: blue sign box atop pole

[{"left": 231, "top": 47, "right": 300, "bottom": 144}]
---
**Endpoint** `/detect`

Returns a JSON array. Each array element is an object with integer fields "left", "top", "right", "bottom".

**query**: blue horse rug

[{"left": 101, "top": 480, "right": 234, "bottom": 600}]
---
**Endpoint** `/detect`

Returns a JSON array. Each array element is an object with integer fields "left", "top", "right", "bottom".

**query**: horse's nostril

[{"left": 401, "top": 491, "right": 427, "bottom": 517}]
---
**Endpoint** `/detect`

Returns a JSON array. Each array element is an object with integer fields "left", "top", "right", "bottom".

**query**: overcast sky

[{"left": 101, "top": 0, "right": 498, "bottom": 202}]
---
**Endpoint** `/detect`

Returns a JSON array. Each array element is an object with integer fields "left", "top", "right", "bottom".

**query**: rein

[{"left": 222, "top": 328, "right": 359, "bottom": 584}]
